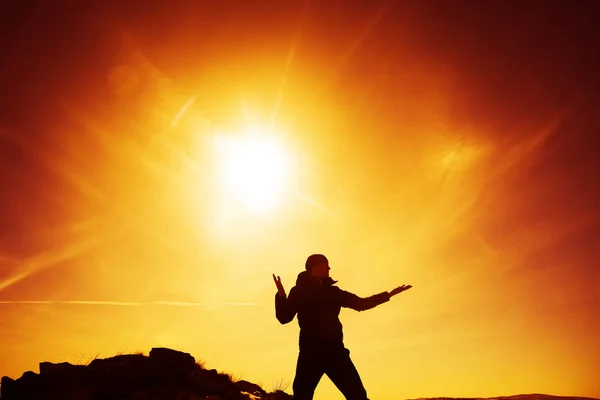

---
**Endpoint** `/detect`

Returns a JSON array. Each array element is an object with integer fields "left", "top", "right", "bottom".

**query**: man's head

[{"left": 305, "top": 254, "right": 330, "bottom": 279}]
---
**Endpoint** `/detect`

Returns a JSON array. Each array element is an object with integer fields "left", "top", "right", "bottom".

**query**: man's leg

[
  {"left": 292, "top": 351, "right": 325, "bottom": 400},
  {"left": 324, "top": 348, "right": 368, "bottom": 400}
]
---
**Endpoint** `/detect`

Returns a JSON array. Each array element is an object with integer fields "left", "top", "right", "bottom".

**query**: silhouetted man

[{"left": 273, "top": 254, "right": 412, "bottom": 400}]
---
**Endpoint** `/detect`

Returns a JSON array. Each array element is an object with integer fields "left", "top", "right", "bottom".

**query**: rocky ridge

[{"left": 0, "top": 347, "right": 291, "bottom": 400}]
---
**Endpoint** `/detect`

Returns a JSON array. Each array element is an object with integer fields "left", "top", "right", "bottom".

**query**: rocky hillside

[
  {"left": 0, "top": 347, "right": 291, "bottom": 400},
  {"left": 3, "top": 350, "right": 597, "bottom": 400}
]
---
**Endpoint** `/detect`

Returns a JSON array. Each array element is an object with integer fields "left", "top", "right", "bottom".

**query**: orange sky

[{"left": 1, "top": 1, "right": 599, "bottom": 399}]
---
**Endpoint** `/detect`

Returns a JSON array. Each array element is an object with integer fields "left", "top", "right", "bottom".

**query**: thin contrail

[
  {"left": 314, "top": 1, "right": 392, "bottom": 100},
  {"left": 337, "top": 2, "right": 391, "bottom": 70},
  {"left": 171, "top": 95, "right": 197, "bottom": 128},
  {"left": 218, "top": 301, "right": 264, "bottom": 307},
  {"left": 490, "top": 111, "right": 568, "bottom": 181},
  {"left": 269, "top": 0, "right": 311, "bottom": 130},
  {"left": 0, "top": 300, "right": 263, "bottom": 307},
  {"left": 0, "top": 232, "right": 114, "bottom": 293}
]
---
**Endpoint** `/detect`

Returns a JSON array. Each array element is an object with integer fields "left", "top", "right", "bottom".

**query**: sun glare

[{"left": 213, "top": 129, "right": 290, "bottom": 214}]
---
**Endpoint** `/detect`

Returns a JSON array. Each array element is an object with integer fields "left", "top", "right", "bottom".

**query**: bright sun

[{"left": 213, "top": 129, "right": 291, "bottom": 214}]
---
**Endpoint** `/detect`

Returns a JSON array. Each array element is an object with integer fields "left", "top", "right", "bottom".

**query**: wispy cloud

[{"left": 0, "top": 253, "right": 19, "bottom": 265}]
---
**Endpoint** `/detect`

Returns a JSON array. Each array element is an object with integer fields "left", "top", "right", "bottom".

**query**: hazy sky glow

[{"left": 1, "top": 1, "right": 599, "bottom": 399}]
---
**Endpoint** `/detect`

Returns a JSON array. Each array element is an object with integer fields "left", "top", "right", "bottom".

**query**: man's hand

[
  {"left": 390, "top": 284, "right": 412, "bottom": 297},
  {"left": 273, "top": 274, "right": 286, "bottom": 297}
]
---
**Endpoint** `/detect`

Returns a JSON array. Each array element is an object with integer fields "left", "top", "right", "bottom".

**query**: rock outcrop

[{"left": 0, "top": 348, "right": 292, "bottom": 400}]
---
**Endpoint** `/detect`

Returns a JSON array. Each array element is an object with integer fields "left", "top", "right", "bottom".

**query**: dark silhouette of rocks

[
  {"left": 2, "top": 350, "right": 598, "bottom": 400},
  {"left": 0, "top": 347, "right": 292, "bottom": 400}
]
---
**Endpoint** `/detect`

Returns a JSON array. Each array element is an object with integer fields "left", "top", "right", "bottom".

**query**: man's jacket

[{"left": 275, "top": 271, "right": 390, "bottom": 351}]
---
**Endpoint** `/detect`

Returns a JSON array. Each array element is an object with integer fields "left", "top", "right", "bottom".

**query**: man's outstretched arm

[
  {"left": 337, "top": 289, "right": 390, "bottom": 311},
  {"left": 273, "top": 274, "right": 297, "bottom": 324},
  {"left": 337, "top": 284, "right": 412, "bottom": 312}
]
